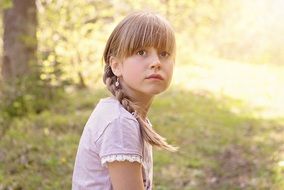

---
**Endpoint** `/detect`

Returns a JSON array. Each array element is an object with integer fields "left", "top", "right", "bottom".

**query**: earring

[
  {"left": 115, "top": 77, "right": 120, "bottom": 87},
  {"left": 131, "top": 111, "right": 138, "bottom": 118}
]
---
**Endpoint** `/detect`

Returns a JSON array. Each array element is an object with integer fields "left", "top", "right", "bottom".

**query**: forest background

[{"left": 0, "top": 0, "right": 284, "bottom": 189}]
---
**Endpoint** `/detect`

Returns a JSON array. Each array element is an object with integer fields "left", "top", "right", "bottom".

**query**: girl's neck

[
  {"left": 132, "top": 97, "right": 153, "bottom": 120},
  {"left": 119, "top": 83, "right": 154, "bottom": 119},
  {"left": 111, "top": 93, "right": 153, "bottom": 120},
  {"left": 134, "top": 101, "right": 152, "bottom": 120}
]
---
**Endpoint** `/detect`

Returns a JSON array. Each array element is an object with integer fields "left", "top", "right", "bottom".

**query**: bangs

[{"left": 116, "top": 13, "right": 176, "bottom": 58}]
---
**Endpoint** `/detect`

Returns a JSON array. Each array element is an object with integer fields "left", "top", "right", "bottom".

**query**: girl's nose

[{"left": 150, "top": 54, "right": 161, "bottom": 70}]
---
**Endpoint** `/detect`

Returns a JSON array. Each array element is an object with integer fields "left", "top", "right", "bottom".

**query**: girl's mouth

[{"left": 146, "top": 74, "right": 164, "bottom": 80}]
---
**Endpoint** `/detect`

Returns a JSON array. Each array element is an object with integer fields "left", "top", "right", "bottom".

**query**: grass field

[{"left": 1, "top": 54, "right": 284, "bottom": 189}]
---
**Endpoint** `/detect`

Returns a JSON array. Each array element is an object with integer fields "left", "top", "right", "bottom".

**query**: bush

[{"left": 0, "top": 75, "right": 65, "bottom": 118}]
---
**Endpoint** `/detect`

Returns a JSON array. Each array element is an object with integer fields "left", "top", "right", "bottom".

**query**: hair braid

[{"left": 103, "top": 66, "right": 178, "bottom": 152}]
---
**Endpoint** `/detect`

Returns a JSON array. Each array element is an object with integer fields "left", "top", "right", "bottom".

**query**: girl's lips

[{"left": 146, "top": 74, "right": 164, "bottom": 80}]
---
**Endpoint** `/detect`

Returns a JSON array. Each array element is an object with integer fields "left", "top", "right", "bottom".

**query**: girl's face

[{"left": 117, "top": 47, "right": 174, "bottom": 101}]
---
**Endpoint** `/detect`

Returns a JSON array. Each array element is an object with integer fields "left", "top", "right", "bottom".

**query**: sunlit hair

[
  {"left": 104, "top": 11, "right": 176, "bottom": 62},
  {"left": 103, "top": 11, "right": 178, "bottom": 152}
]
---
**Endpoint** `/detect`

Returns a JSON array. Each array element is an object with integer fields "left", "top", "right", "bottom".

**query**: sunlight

[
  {"left": 172, "top": 0, "right": 284, "bottom": 119},
  {"left": 173, "top": 53, "right": 284, "bottom": 119},
  {"left": 278, "top": 161, "right": 284, "bottom": 167}
]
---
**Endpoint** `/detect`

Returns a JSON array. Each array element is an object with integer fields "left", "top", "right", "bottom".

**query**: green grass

[
  {"left": 1, "top": 55, "right": 284, "bottom": 189},
  {"left": 152, "top": 88, "right": 284, "bottom": 189}
]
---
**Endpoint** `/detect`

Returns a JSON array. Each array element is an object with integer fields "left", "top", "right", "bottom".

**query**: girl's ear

[{"left": 109, "top": 56, "right": 122, "bottom": 77}]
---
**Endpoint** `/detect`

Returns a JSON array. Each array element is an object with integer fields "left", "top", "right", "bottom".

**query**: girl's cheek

[
  {"left": 167, "top": 61, "right": 174, "bottom": 72},
  {"left": 126, "top": 68, "right": 139, "bottom": 80}
]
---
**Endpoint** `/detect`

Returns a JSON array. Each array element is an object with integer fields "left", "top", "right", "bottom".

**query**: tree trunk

[{"left": 2, "top": 0, "right": 37, "bottom": 81}]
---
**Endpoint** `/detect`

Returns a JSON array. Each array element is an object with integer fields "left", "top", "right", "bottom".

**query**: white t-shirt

[{"left": 72, "top": 97, "right": 153, "bottom": 189}]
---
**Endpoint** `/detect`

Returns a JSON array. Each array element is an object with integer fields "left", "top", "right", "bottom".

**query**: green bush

[{"left": 0, "top": 75, "right": 65, "bottom": 118}]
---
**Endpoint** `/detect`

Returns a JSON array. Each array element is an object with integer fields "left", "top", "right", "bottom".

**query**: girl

[{"left": 72, "top": 11, "right": 178, "bottom": 190}]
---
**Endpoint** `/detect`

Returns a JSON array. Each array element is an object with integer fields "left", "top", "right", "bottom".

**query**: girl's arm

[{"left": 108, "top": 161, "right": 144, "bottom": 190}]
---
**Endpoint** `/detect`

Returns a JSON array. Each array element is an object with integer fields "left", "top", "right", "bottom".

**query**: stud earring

[{"left": 115, "top": 77, "right": 120, "bottom": 87}]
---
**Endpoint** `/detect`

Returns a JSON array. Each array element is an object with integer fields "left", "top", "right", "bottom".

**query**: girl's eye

[
  {"left": 137, "top": 50, "right": 147, "bottom": 56},
  {"left": 160, "top": 51, "right": 170, "bottom": 58}
]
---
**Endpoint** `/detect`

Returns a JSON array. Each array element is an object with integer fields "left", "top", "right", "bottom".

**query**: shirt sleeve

[{"left": 98, "top": 116, "right": 143, "bottom": 167}]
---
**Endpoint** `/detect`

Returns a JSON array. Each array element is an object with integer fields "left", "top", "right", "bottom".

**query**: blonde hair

[{"left": 103, "top": 11, "right": 178, "bottom": 152}]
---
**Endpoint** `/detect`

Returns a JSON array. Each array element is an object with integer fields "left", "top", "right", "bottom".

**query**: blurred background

[{"left": 0, "top": 0, "right": 283, "bottom": 189}]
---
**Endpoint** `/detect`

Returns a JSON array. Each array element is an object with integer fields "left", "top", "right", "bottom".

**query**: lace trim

[{"left": 101, "top": 154, "right": 143, "bottom": 167}]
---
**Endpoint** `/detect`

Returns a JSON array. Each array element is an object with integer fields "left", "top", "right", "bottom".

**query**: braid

[
  {"left": 103, "top": 66, "right": 178, "bottom": 152},
  {"left": 136, "top": 116, "right": 178, "bottom": 151}
]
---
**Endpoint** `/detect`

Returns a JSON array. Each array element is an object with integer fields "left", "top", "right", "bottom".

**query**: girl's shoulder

[
  {"left": 85, "top": 97, "right": 139, "bottom": 142},
  {"left": 94, "top": 96, "right": 136, "bottom": 121}
]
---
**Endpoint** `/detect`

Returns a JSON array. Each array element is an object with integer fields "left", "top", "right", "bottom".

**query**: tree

[
  {"left": 0, "top": 0, "right": 41, "bottom": 117},
  {"left": 2, "top": 0, "right": 37, "bottom": 81}
]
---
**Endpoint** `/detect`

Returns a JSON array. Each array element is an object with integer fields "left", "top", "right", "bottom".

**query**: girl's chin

[{"left": 148, "top": 88, "right": 167, "bottom": 95}]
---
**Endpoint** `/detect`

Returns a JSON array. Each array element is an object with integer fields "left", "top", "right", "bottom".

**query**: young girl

[{"left": 72, "top": 11, "right": 178, "bottom": 190}]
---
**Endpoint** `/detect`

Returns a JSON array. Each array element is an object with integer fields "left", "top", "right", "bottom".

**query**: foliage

[
  {"left": 0, "top": 0, "right": 12, "bottom": 10},
  {"left": 0, "top": 73, "right": 65, "bottom": 120},
  {"left": 37, "top": 0, "right": 116, "bottom": 88}
]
